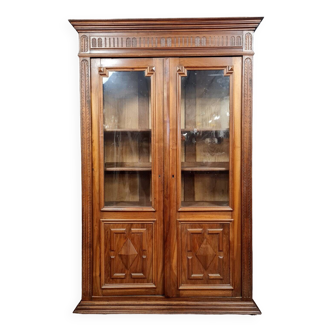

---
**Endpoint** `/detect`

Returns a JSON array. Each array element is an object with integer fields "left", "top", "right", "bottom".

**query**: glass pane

[
  {"left": 103, "top": 71, "right": 152, "bottom": 207},
  {"left": 181, "top": 70, "right": 230, "bottom": 207}
]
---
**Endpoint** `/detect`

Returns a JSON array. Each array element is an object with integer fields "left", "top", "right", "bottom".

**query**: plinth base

[{"left": 74, "top": 298, "right": 261, "bottom": 315}]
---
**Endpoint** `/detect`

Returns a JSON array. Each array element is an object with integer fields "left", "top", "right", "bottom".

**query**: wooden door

[
  {"left": 166, "top": 57, "right": 242, "bottom": 297},
  {"left": 91, "top": 58, "right": 164, "bottom": 296}
]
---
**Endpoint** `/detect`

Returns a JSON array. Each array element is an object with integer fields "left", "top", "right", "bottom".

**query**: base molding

[{"left": 74, "top": 298, "right": 261, "bottom": 315}]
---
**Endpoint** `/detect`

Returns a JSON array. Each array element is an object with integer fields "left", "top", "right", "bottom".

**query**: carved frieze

[{"left": 88, "top": 35, "right": 242, "bottom": 49}]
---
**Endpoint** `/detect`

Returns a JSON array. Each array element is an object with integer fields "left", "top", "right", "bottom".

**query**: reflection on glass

[
  {"left": 103, "top": 71, "right": 152, "bottom": 207},
  {"left": 181, "top": 70, "right": 230, "bottom": 207}
]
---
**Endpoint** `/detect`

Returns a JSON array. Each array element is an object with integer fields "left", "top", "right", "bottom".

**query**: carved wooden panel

[
  {"left": 80, "top": 35, "right": 88, "bottom": 52},
  {"left": 244, "top": 32, "right": 253, "bottom": 50},
  {"left": 179, "top": 222, "right": 232, "bottom": 289},
  {"left": 101, "top": 221, "right": 155, "bottom": 288}
]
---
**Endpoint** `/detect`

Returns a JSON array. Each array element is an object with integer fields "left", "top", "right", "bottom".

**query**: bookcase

[{"left": 70, "top": 17, "right": 263, "bottom": 314}]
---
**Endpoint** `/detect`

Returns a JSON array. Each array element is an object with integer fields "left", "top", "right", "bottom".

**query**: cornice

[{"left": 69, "top": 17, "right": 264, "bottom": 33}]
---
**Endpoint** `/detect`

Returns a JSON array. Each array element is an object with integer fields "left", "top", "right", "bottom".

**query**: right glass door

[
  {"left": 180, "top": 69, "right": 231, "bottom": 208},
  {"left": 167, "top": 57, "right": 242, "bottom": 298}
]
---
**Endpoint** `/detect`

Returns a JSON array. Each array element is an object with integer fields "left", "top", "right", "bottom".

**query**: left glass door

[{"left": 91, "top": 58, "right": 164, "bottom": 296}]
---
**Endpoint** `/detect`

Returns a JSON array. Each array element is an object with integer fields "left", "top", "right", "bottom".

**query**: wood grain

[{"left": 193, "top": 172, "right": 229, "bottom": 202}]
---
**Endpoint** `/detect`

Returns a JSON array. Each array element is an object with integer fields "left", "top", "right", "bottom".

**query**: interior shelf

[
  {"left": 105, "top": 162, "right": 152, "bottom": 171},
  {"left": 181, "top": 201, "right": 229, "bottom": 207},
  {"left": 181, "top": 162, "right": 229, "bottom": 171},
  {"left": 181, "top": 128, "right": 228, "bottom": 132},
  {"left": 105, "top": 201, "right": 152, "bottom": 207},
  {"left": 104, "top": 128, "right": 151, "bottom": 132}
]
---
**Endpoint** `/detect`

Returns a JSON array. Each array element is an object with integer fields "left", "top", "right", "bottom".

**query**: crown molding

[{"left": 69, "top": 17, "right": 264, "bottom": 33}]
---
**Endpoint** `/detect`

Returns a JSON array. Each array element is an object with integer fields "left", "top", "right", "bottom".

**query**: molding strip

[
  {"left": 80, "top": 58, "right": 92, "bottom": 300},
  {"left": 242, "top": 56, "right": 253, "bottom": 299}
]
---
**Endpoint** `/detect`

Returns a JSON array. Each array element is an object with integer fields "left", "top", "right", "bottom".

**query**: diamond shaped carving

[
  {"left": 195, "top": 239, "right": 216, "bottom": 270},
  {"left": 118, "top": 239, "right": 138, "bottom": 269}
]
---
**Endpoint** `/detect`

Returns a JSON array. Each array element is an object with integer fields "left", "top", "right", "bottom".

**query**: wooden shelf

[
  {"left": 182, "top": 167, "right": 228, "bottom": 171},
  {"left": 105, "top": 201, "right": 152, "bottom": 207},
  {"left": 104, "top": 128, "right": 151, "bottom": 132},
  {"left": 181, "top": 201, "right": 229, "bottom": 207},
  {"left": 181, "top": 128, "right": 228, "bottom": 132},
  {"left": 181, "top": 162, "right": 229, "bottom": 171},
  {"left": 105, "top": 162, "right": 151, "bottom": 171}
]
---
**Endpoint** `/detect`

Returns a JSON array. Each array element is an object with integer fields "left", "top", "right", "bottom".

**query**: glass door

[
  {"left": 102, "top": 70, "right": 152, "bottom": 207},
  {"left": 166, "top": 57, "right": 242, "bottom": 298},
  {"left": 91, "top": 58, "right": 164, "bottom": 296}
]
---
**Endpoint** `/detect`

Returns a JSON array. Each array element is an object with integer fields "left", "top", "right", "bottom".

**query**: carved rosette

[
  {"left": 242, "top": 57, "right": 253, "bottom": 298},
  {"left": 80, "top": 58, "right": 92, "bottom": 300}
]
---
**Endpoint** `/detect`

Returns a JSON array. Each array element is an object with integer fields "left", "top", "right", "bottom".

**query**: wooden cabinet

[{"left": 70, "top": 17, "right": 263, "bottom": 314}]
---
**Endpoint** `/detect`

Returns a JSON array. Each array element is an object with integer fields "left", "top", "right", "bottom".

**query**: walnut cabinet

[{"left": 70, "top": 17, "right": 263, "bottom": 314}]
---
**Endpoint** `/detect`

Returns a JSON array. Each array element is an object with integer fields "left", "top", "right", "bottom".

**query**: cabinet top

[{"left": 69, "top": 17, "right": 264, "bottom": 33}]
